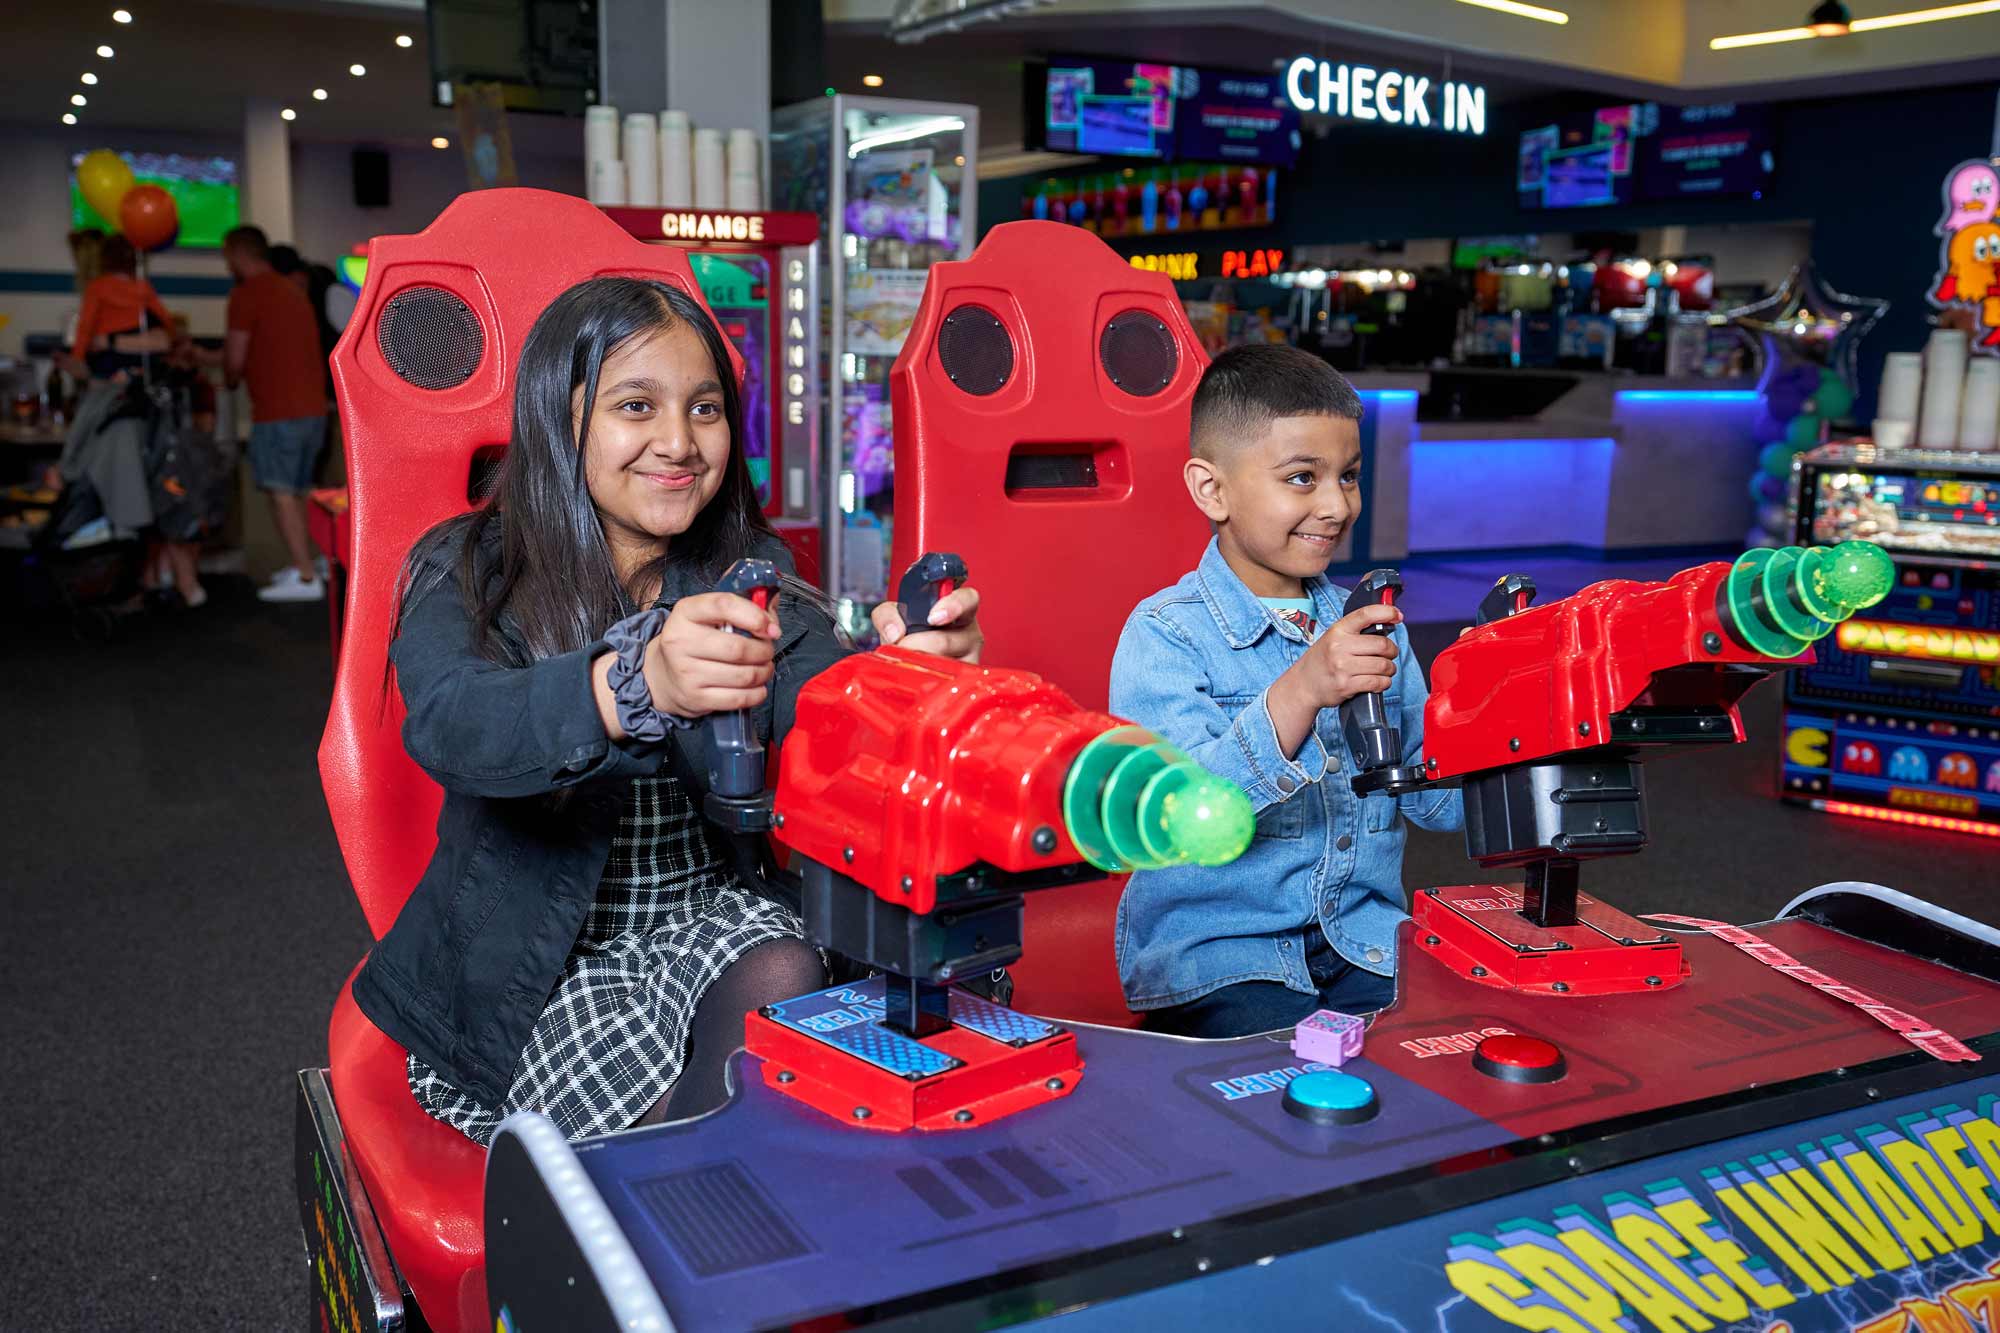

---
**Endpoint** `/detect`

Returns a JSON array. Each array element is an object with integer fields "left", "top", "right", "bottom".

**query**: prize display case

[{"left": 771, "top": 95, "right": 978, "bottom": 627}]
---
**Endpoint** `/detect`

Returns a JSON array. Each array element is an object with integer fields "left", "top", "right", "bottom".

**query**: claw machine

[
  {"left": 771, "top": 95, "right": 978, "bottom": 630},
  {"left": 601, "top": 205, "right": 824, "bottom": 582}
]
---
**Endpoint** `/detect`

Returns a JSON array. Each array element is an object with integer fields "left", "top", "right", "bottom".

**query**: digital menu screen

[
  {"left": 1637, "top": 102, "right": 1776, "bottom": 200},
  {"left": 1171, "top": 67, "right": 1299, "bottom": 167}
]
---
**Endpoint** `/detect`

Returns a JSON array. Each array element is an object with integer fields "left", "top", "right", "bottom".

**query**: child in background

[
  {"left": 1109, "top": 344, "right": 1462, "bottom": 1038},
  {"left": 67, "top": 235, "right": 180, "bottom": 381}
]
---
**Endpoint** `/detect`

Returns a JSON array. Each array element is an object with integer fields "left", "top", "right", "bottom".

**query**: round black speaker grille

[
  {"left": 936, "top": 304, "right": 1014, "bottom": 396},
  {"left": 377, "top": 286, "right": 484, "bottom": 390},
  {"left": 1100, "top": 309, "right": 1179, "bottom": 397}
]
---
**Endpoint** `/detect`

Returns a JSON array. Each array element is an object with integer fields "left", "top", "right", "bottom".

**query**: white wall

[
  {"left": 0, "top": 127, "right": 586, "bottom": 359},
  {"left": 0, "top": 128, "right": 234, "bottom": 356},
  {"left": 289, "top": 141, "right": 586, "bottom": 272}
]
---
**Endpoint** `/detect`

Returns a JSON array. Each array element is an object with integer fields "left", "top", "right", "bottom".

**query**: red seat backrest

[
  {"left": 321, "top": 188, "right": 741, "bottom": 938},
  {"left": 889, "top": 221, "right": 1211, "bottom": 711},
  {"left": 889, "top": 223, "right": 1212, "bottom": 1025}
]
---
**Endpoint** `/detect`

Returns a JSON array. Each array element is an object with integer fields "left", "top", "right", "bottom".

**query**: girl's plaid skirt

[{"left": 408, "top": 774, "right": 803, "bottom": 1144}]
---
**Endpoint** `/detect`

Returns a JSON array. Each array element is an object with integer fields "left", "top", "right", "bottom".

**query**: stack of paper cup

[
  {"left": 622, "top": 113, "right": 659, "bottom": 207},
  {"left": 693, "top": 128, "right": 726, "bottom": 210},
  {"left": 589, "top": 158, "right": 627, "bottom": 208},
  {"left": 1874, "top": 351, "right": 1922, "bottom": 445},
  {"left": 658, "top": 111, "right": 692, "bottom": 208},
  {"left": 1918, "top": 330, "right": 1969, "bottom": 449},
  {"left": 1959, "top": 357, "right": 2000, "bottom": 452},
  {"left": 584, "top": 105, "right": 620, "bottom": 202},
  {"left": 726, "top": 129, "right": 762, "bottom": 211}
]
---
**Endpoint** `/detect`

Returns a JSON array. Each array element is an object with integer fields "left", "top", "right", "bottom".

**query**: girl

[{"left": 351, "top": 277, "right": 981, "bottom": 1143}]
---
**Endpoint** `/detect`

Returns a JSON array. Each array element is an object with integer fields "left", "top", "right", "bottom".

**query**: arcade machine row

[
  {"left": 600, "top": 205, "right": 824, "bottom": 583},
  {"left": 478, "top": 541, "right": 2000, "bottom": 1333},
  {"left": 1783, "top": 442, "right": 2000, "bottom": 836}
]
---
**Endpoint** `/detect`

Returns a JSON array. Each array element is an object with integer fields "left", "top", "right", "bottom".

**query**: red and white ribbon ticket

[{"left": 1640, "top": 913, "right": 1981, "bottom": 1064}]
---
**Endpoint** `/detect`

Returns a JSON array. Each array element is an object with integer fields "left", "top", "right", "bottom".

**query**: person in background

[
  {"left": 66, "top": 233, "right": 180, "bottom": 381},
  {"left": 213, "top": 225, "right": 330, "bottom": 603}
]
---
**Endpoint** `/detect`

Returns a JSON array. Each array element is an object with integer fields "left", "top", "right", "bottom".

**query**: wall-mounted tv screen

[
  {"left": 70, "top": 151, "right": 240, "bottom": 248},
  {"left": 1637, "top": 102, "right": 1776, "bottom": 200},
  {"left": 1518, "top": 105, "right": 1638, "bottom": 210},
  {"left": 1035, "top": 58, "right": 1179, "bottom": 159},
  {"left": 1028, "top": 57, "right": 1300, "bottom": 166}
]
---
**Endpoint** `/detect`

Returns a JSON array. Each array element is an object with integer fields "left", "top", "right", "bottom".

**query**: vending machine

[
  {"left": 601, "top": 205, "right": 823, "bottom": 581},
  {"left": 1781, "top": 442, "right": 2000, "bottom": 836}
]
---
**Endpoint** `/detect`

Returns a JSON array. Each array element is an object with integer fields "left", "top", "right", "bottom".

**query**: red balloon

[{"left": 119, "top": 184, "right": 179, "bottom": 252}]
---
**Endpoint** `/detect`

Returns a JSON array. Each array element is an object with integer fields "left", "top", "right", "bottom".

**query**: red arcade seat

[
  {"left": 319, "top": 188, "right": 742, "bottom": 1332},
  {"left": 890, "top": 222, "right": 1212, "bottom": 1027}
]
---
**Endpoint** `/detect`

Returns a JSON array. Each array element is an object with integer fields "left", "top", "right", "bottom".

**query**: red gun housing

[
  {"left": 1424, "top": 561, "right": 1803, "bottom": 781},
  {"left": 772, "top": 648, "right": 1121, "bottom": 915}
]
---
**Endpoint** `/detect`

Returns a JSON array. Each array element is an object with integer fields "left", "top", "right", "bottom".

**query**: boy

[{"left": 1109, "top": 344, "right": 1462, "bottom": 1038}]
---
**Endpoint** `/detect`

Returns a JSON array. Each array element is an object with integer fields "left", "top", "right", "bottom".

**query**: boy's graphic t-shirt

[{"left": 1260, "top": 596, "right": 1318, "bottom": 639}]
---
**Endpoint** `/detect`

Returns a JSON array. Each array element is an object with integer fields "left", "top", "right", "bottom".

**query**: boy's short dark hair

[
  {"left": 268, "top": 244, "right": 305, "bottom": 274},
  {"left": 1189, "top": 344, "right": 1363, "bottom": 460},
  {"left": 222, "top": 225, "right": 270, "bottom": 260}
]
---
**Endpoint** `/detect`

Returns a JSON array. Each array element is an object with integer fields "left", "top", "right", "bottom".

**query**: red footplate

[
  {"left": 1412, "top": 884, "right": 1690, "bottom": 996},
  {"left": 745, "top": 1012, "right": 1084, "bottom": 1132}
]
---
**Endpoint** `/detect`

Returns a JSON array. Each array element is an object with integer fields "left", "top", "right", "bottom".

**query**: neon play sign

[{"left": 1284, "top": 58, "right": 1487, "bottom": 135}]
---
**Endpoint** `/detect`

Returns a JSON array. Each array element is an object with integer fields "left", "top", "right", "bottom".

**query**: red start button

[{"left": 1472, "top": 1034, "right": 1567, "bottom": 1084}]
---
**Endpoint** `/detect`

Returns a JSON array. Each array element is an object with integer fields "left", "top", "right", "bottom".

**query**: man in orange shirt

[{"left": 220, "top": 225, "right": 330, "bottom": 603}]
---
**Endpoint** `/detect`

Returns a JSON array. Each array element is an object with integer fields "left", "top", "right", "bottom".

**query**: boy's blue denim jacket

[{"left": 1108, "top": 538, "right": 1463, "bottom": 1010}]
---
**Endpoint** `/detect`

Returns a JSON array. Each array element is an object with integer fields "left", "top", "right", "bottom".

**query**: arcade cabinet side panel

[{"left": 1038, "top": 1069, "right": 2000, "bottom": 1333}]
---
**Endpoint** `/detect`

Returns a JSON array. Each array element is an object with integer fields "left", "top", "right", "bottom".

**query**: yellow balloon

[{"left": 77, "top": 149, "right": 136, "bottom": 228}]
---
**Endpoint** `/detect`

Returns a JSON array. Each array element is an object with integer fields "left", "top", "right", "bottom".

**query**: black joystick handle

[
  {"left": 1476, "top": 573, "right": 1538, "bottom": 627},
  {"left": 896, "top": 552, "right": 968, "bottom": 638},
  {"left": 1345, "top": 569, "right": 1432, "bottom": 798},
  {"left": 1344, "top": 569, "right": 1403, "bottom": 773},
  {"left": 704, "top": 557, "right": 781, "bottom": 832}
]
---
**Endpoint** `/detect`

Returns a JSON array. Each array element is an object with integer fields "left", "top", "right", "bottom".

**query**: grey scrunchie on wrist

[{"left": 603, "top": 607, "right": 691, "bottom": 743}]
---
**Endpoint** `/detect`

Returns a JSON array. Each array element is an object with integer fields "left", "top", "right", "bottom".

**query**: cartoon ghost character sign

[{"left": 1931, "top": 159, "right": 2000, "bottom": 351}]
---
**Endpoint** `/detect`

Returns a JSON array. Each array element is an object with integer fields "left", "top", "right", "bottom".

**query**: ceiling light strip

[
  {"left": 1713, "top": 0, "right": 2000, "bottom": 47},
  {"left": 1455, "top": 0, "right": 1569, "bottom": 23}
]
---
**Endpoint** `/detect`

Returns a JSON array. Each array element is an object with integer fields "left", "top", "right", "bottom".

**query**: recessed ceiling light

[
  {"left": 112, "top": 8, "right": 132, "bottom": 22},
  {"left": 396, "top": 33, "right": 413, "bottom": 47},
  {"left": 81, "top": 72, "right": 98, "bottom": 85},
  {"left": 71, "top": 93, "right": 87, "bottom": 106},
  {"left": 281, "top": 108, "right": 297, "bottom": 121},
  {"left": 431, "top": 136, "right": 449, "bottom": 149},
  {"left": 97, "top": 44, "right": 114, "bottom": 58},
  {"left": 349, "top": 63, "right": 366, "bottom": 76},
  {"left": 313, "top": 87, "right": 328, "bottom": 100},
  {"left": 862, "top": 73, "right": 885, "bottom": 87},
  {"left": 62, "top": 112, "right": 78, "bottom": 125}
]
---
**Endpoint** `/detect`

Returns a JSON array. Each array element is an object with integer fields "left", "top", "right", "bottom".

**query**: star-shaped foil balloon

[{"left": 1722, "top": 260, "right": 1890, "bottom": 395}]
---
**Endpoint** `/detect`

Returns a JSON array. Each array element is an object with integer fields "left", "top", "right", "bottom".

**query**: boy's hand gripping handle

[
  {"left": 896, "top": 552, "right": 968, "bottom": 636},
  {"left": 1344, "top": 569, "right": 1431, "bottom": 798},
  {"left": 704, "top": 557, "right": 781, "bottom": 832}
]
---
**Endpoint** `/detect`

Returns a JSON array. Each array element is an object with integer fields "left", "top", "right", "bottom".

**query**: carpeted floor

[{"left": 0, "top": 563, "right": 1991, "bottom": 1331}]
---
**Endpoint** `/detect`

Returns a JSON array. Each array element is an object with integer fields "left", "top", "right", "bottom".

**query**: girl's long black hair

[{"left": 401, "top": 276, "right": 814, "bottom": 665}]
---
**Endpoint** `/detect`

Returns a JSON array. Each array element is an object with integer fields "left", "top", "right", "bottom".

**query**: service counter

[{"left": 1346, "top": 369, "right": 1760, "bottom": 564}]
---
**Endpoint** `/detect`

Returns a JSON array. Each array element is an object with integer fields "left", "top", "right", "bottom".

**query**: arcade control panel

[
  {"left": 486, "top": 887, "right": 2000, "bottom": 1332},
  {"left": 481, "top": 543, "right": 2000, "bottom": 1331}
]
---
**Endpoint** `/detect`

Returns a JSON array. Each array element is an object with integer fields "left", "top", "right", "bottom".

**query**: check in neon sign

[{"left": 1285, "top": 58, "right": 1487, "bottom": 135}]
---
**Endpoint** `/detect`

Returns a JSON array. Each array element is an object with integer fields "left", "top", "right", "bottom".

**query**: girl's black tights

[{"left": 636, "top": 936, "right": 824, "bottom": 1125}]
